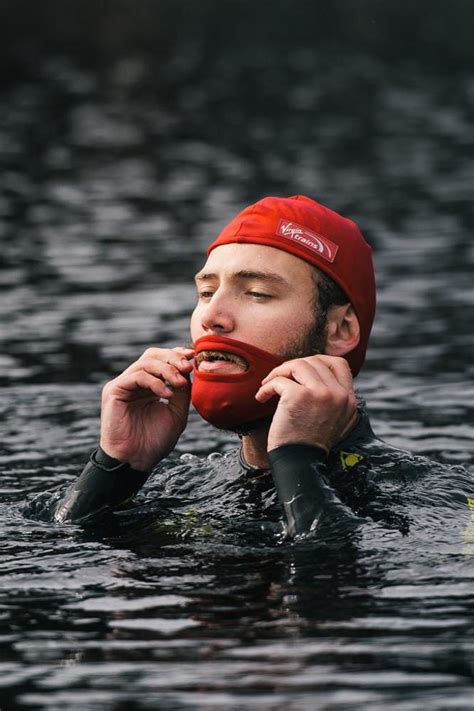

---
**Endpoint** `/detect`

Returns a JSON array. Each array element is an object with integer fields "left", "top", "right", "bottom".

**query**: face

[{"left": 191, "top": 243, "right": 326, "bottom": 374}]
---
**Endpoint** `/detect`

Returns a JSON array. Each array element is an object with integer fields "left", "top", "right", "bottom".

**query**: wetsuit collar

[{"left": 337, "top": 405, "right": 375, "bottom": 448}]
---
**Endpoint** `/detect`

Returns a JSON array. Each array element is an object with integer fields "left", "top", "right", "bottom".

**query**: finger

[
  {"left": 255, "top": 376, "right": 302, "bottom": 403},
  {"left": 261, "top": 359, "right": 333, "bottom": 390},
  {"left": 292, "top": 356, "right": 350, "bottom": 390},
  {"left": 113, "top": 370, "right": 174, "bottom": 400},
  {"left": 142, "top": 359, "right": 191, "bottom": 388},
  {"left": 121, "top": 358, "right": 190, "bottom": 389},
  {"left": 171, "top": 346, "right": 195, "bottom": 361},
  {"left": 142, "top": 346, "right": 195, "bottom": 368},
  {"left": 309, "top": 355, "right": 353, "bottom": 390},
  {"left": 124, "top": 350, "right": 193, "bottom": 379},
  {"left": 262, "top": 355, "right": 352, "bottom": 390},
  {"left": 163, "top": 348, "right": 195, "bottom": 372}
]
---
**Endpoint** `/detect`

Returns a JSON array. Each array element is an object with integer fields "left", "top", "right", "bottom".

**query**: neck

[{"left": 241, "top": 426, "right": 271, "bottom": 469}]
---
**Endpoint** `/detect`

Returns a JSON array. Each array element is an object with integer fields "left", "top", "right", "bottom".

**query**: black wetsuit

[{"left": 26, "top": 410, "right": 473, "bottom": 538}]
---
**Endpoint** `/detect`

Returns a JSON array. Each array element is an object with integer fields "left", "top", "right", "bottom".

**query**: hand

[
  {"left": 100, "top": 346, "right": 194, "bottom": 471},
  {"left": 255, "top": 355, "right": 358, "bottom": 453}
]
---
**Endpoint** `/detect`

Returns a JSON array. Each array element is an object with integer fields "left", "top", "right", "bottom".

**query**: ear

[{"left": 324, "top": 303, "right": 360, "bottom": 357}]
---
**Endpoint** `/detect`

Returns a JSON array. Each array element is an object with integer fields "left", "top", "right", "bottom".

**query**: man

[{"left": 36, "top": 195, "right": 464, "bottom": 538}]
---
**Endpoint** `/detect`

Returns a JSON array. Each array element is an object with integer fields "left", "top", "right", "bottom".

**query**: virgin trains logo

[{"left": 277, "top": 220, "right": 338, "bottom": 263}]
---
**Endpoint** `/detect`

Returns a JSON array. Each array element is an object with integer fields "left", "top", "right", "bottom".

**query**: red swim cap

[{"left": 207, "top": 195, "right": 376, "bottom": 376}]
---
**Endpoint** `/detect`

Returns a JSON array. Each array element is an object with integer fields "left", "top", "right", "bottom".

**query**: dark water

[{"left": 1, "top": 2, "right": 474, "bottom": 708}]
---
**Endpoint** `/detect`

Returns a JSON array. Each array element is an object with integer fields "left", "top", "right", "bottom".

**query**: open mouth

[{"left": 196, "top": 350, "right": 248, "bottom": 372}]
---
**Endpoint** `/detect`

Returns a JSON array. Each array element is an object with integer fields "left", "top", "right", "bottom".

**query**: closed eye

[{"left": 247, "top": 291, "right": 272, "bottom": 299}]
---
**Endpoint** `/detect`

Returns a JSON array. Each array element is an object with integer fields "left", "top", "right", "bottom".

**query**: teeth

[{"left": 197, "top": 350, "right": 248, "bottom": 370}]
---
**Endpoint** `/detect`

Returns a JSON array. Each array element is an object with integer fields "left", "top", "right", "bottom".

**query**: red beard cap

[{"left": 191, "top": 335, "right": 284, "bottom": 429}]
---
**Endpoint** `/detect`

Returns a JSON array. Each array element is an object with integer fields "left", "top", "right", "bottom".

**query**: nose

[{"left": 200, "top": 291, "right": 235, "bottom": 334}]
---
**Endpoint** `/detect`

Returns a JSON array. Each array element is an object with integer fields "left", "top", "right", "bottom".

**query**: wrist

[
  {"left": 96, "top": 445, "right": 151, "bottom": 474},
  {"left": 268, "top": 439, "right": 330, "bottom": 456},
  {"left": 268, "top": 442, "right": 328, "bottom": 465},
  {"left": 94, "top": 446, "right": 126, "bottom": 469}
]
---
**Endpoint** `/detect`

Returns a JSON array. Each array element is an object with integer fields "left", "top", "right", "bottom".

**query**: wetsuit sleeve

[
  {"left": 53, "top": 447, "right": 150, "bottom": 523},
  {"left": 268, "top": 444, "right": 358, "bottom": 537}
]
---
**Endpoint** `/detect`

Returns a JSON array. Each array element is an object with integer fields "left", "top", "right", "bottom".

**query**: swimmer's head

[{"left": 206, "top": 195, "right": 376, "bottom": 376}]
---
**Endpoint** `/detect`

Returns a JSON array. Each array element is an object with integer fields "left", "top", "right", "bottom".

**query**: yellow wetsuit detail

[{"left": 339, "top": 451, "right": 364, "bottom": 471}]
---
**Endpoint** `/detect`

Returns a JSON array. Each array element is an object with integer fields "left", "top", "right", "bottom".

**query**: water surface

[{"left": 1, "top": 7, "right": 474, "bottom": 708}]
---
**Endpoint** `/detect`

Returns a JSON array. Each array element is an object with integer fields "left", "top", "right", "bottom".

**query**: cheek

[
  {"left": 259, "top": 302, "right": 312, "bottom": 333},
  {"left": 262, "top": 309, "right": 315, "bottom": 352},
  {"left": 189, "top": 305, "right": 201, "bottom": 340},
  {"left": 251, "top": 315, "right": 294, "bottom": 350}
]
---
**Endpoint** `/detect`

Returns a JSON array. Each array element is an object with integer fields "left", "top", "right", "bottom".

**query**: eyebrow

[{"left": 194, "top": 269, "right": 290, "bottom": 287}]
